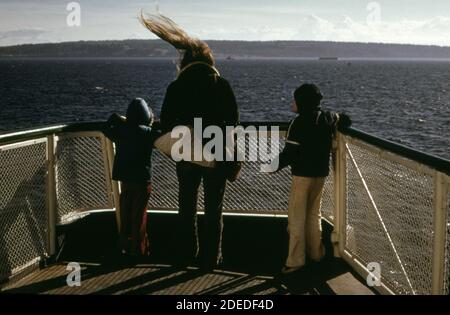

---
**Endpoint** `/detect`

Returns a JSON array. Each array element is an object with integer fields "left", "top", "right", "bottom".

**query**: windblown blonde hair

[{"left": 139, "top": 12, "right": 214, "bottom": 70}]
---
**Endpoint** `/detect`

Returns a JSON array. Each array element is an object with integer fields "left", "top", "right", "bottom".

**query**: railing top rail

[
  {"left": 0, "top": 121, "right": 288, "bottom": 144},
  {"left": 0, "top": 122, "right": 106, "bottom": 144},
  {"left": 342, "top": 127, "right": 450, "bottom": 175},
  {"left": 1, "top": 121, "right": 449, "bottom": 175}
]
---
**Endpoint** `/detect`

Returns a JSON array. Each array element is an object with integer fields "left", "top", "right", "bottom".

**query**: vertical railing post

[
  {"left": 431, "top": 172, "right": 448, "bottom": 295},
  {"left": 46, "top": 134, "right": 57, "bottom": 256},
  {"left": 338, "top": 134, "right": 348, "bottom": 255},
  {"left": 332, "top": 132, "right": 348, "bottom": 257},
  {"left": 105, "top": 138, "right": 121, "bottom": 233},
  {"left": 332, "top": 134, "right": 341, "bottom": 257},
  {"left": 100, "top": 135, "right": 114, "bottom": 208}
]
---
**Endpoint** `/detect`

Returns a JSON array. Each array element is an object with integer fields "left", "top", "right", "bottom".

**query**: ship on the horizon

[{"left": 319, "top": 57, "right": 339, "bottom": 60}]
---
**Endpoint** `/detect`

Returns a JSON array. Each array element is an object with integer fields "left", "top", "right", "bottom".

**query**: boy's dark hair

[
  {"left": 294, "top": 83, "right": 323, "bottom": 110},
  {"left": 126, "top": 98, "right": 154, "bottom": 127}
]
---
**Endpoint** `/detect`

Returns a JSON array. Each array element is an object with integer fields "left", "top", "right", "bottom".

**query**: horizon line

[{"left": 2, "top": 39, "right": 450, "bottom": 49}]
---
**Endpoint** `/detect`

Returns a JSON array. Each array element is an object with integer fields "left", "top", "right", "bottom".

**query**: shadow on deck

[{"left": 1, "top": 212, "right": 375, "bottom": 295}]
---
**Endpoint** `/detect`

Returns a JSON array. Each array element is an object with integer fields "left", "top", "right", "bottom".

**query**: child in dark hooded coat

[{"left": 103, "top": 98, "right": 160, "bottom": 256}]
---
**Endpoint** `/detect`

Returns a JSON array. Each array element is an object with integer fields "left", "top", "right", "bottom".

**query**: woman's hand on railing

[{"left": 260, "top": 163, "right": 277, "bottom": 174}]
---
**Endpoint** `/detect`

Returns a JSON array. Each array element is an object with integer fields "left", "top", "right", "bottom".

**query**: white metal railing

[
  {"left": 332, "top": 133, "right": 449, "bottom": 295},
  {"left": 0, "top": 129, "right": 114, "bottom": 283},
  {"left": 0, "top": 123, "right": 448, "bottom": 295},
  {"left": 0, "top": 137, "right": 48, "bottom": 282}
]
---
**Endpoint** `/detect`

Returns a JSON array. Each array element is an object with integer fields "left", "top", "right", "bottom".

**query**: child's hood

[{"left": 126, "top": 98, "right": 153, "bottom": 126}]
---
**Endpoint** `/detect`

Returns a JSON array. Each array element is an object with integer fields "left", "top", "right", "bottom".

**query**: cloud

[
  {"left": 194, "top": 27, "right": 298, "bottom": 41},
  {"left": 0, "top": 29, "right": 50, "bottom": 46},
  {"left": 195, "top": 14, "right": 450, "bottom": 46},
  {"left": 293, "top": 14, "right": 450, "bottom": 46},
  {"left": 1, "top": 14, "right": 450, "bottom": 47}
]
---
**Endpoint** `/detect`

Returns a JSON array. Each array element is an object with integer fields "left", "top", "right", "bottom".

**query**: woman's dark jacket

[{"left": 160, "top": 63, "right": 239, "bottom": 133}]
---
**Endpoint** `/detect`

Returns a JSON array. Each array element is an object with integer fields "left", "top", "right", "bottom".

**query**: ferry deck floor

[{"left": 0, "top": 212, "right": 375, "bottom": 295}]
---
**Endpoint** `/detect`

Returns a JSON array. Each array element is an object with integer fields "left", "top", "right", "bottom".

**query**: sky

[{"left": 1, "top": 0, "right": 450, "bottom": 47}]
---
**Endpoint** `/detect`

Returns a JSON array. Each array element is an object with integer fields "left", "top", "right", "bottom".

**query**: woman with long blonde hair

[
  {"left": 140, "top": 12, "right": 239, "bottom": 271},
  {"left": 139, "top": 13, "right": 215, "bottom": 72}
]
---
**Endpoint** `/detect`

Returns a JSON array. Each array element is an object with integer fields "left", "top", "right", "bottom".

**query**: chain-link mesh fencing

[
  {"left": 149, "top": 130, "right": 335, "bottom": 218},
  {"left": 344, "top": 136, "right": 440, "bottom": 295},
  {"left": 55, "top": 133, "right": 112, "bottom": 224},
  {"left": 445, "top": 189, "right": 450, "bottom": 295},
  {"left": 0, "top": 140, "right": 48, "bottom": 281}
]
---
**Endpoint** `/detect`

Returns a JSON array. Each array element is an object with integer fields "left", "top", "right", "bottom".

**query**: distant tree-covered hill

[{"left": 1, "top": 39, "right": 450, "bottom": 59}]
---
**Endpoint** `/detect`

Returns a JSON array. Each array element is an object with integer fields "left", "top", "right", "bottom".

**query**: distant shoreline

[
  {"left": 2, "top": 39, "right": 450, "bottom": 59},
  {"left": 2, "top": 56, "right": 450, "bottom": 62}
]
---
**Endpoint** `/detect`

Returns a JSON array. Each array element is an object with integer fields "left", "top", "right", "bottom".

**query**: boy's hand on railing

[
  {"left": 107, "top": 114, "right": 126, "bottom": 125},
  {"left": 338, "top": 113, "right": 352, "bottom": 130}
]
